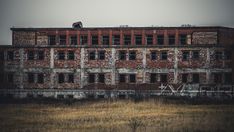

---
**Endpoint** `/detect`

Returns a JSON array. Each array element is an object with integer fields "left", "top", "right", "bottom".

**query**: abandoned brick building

[{"left": 0, "top": 22, "right": 234, "bottom": 98}]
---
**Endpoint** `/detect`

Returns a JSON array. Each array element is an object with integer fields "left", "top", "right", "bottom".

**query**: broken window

[
  {"left": 160, "top": 74, "right": 167, "bottom": 83},
  {"left": 102, "top": 36, "right": 109, "bottom": 45},
  {"left": 28, "top": 51, "right": 34, "bottom": 60},
  {"left": 224, "top": 51, "right": 231, "bottom": 60},
  {"left": 80, "top": 35, "right": 88, "bottom": 45},
  {"left": 135, "top": 35, "right": 142, "bottom": 45},
  {"left": 89, "top": 51, "right": 96, "bottom": 60},
  {"left": 68, "top": 51, "right": 75, "bottom": 60},
  {"left": 119, "top": 50, "right": 126, "bottom": 60},
  {"left": 129, "top": 51, "right": 136, "bottom": 60},
  {"left": 68, "top": 74, "right": 74, "bottom": 83},
  {"left": 179, "top": 35, "right": 187, "bottom": 45},
  {"left": 28, "top": 73, "right": 34, "bottom": 83},
  {"left": 98, "top": 51, "right": 105, "bottom": 60},
  {"left": 0, "top": 51, "right": 4, "bottom": 61},
  {"left": 192, "top": 51, "right": 199, "bottom": 59},
  {"left": 92, "top": 35, "right": 98, "bottom": 45},
  {"left": 182, "top": 74, "right": 188, "bottom": 83},
  {"left": 214, "top": 73, "right": 222, "bottom": 83},
  {"left": 157, "top": 35, "right": 164, "bottom": 45},
  {"left": 160, "top": 51, "right": 167, "bottom": 60},
  {"left": 113, "top": 35, "right": 120, "bottom": 45},
  {"left": 7, "top": 51, "right": 14, "bottom": 61},
  {"left": 48, "top": 35, "right": 56, "bottom": 45},
  {"left": 169, "top": 35, "right": 175, "bottom": 45},
  {"left": 37, "top": 73, "right": 44, "bottom": 84},
  {"left": 224, "top": 73, "right": 232, "bottom": 84},
  {"left": 70, "top": 36, "right": 77, "bottom": 45},
  {"left": 150, "top": 73, "right": 157, "bottom": 83},
  {"left": 38, "top": 51, "right": 44, "bottom": 60},
  {"left": 119, "top": 74, "right": 126, "bottom": 83},
  {"left": 58, "top": 73, "right": 64, "bottom": 83},
  {"left": 129, "top": 74, "right": 136, "bottom": 83},
  {"left": 88, "top": 74, "right": 95, "bottom": 83},
  {"left": 146, "top": 35, "right": 153, "bottom": 45},
  {"left": 59, "top": 35, "right": 66, "bottom": 45},
  {"left": 124, "top": 35, "right": 131, "bottom": 45},
  {"left": 98, "top": 74, "right": 105, "bottom": 83},
  {"left": 182, "top": 51, "right": 189, "bottom": 61},
  {"left": 151, "top": 51, "right": 157, "bottom": 60},
  {"left": 7, "top": 73, "right": 13, "bottom": 83},
  {"left": 58, "top": 51, "right": 65, "bottom": 60},
  {"left": 192, "top": 74, "right": 199, "bottom": 83},
  {"left": 215, "top": 51, "right": 222, "bottom": 60}
]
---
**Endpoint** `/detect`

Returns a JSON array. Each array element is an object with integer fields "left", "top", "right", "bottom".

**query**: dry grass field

[{"left": 0, "top": 99, "right": 234, "bottom": 132}]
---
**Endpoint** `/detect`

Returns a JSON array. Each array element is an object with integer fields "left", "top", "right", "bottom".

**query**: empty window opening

[
  {"left": 215, "top": 51, "right": 222, "bottom": 60},
  {"left": 102, "top": 36, "right": 109, "bottom": 45},
  {"left": 192, "top": 74, "right": 199, "bottom": 83},
  {"left": 59, "top": 35, "right": 66, "bottom": 45},
  {"left": 48, "top": 35, "right": 56, "bottom": 45},
  {"left": 214, "top": 73, "right": 222, "bottom": 83},
  {"left": 192, "top": 51, "right": 199, "bottom": 59},
  {"left": 68, "top": 74, "right": 74, "bottom": 83},
  {"left": 98, "top": 51, "right": 105, "bottom": 60},
  {"left": 124, "top": 35, "right": 131, "bottom": 45},
  {"left": 37, "top": 73, "right": 44, "bottom": 84},
  {"left": 0, "top": 51, "right": 4, "bottom": 61},
  {"left": 80, "top": 35, "right": 88, "bottom": 45},
  {"left": 135, "top": 35, "right": 142, "bottom": 45},
  {"left": 157, "top": 35, "right": 164, "bottom": 45},
  {"left": 129, "top": 74, "right": 136, "bottom": 83},
  {"left": 151, "top": 51, "right": 157, "bottom": 60},
  {"left": 160, "top": 51, "right": 167, "bottom": 60},
  {"left": 28, "top": 51, "right": 34, "bottom": 60},
  {"left": 7, "top": 51, "right": 14, "bottom": 61},
  {"left": 182, "top": 74, "right": 188, "bottom": 83},
  {"left": 182, "top": 51, "right": 189, "bottom": 61},
  {"left": 150, "top": 73, "right": 157, "bottom": 83},
  {"left": 58, "top": 51, "right": 65, "bottom": 60},
  {"left": 58, "top": 73, "right": 65, "bottom": 83},
  {"left": 180, "top": 35, "right": 187, "bottom": 45},
  {"left": 70, "top": 36, "right": 77, "bottom": 45},
  {"left": 38, "top": 51, "right": 44, "bottom": 60},
  {"left": 160, "top": 74, "right": 167, "bottom": 83},
  {"left": 146, "top": 35, "right": 153, "bottom": 45},
  {"left": 92, "top": 35, "right": 98, "bottom": 45},
  {"left": 7, "top": 73, "right": 13, "bottom": 83},
  {"left": 119, "top": 74, "right": 126, "bottom": 83},
  {"left": 169, "top": 35, "right": 175, "bottom": 45},
  {"left": 28, "top": 73, "right": 34, "bottom": 83},
  {"left": 68, "top": 51, "right": 75, "bottom": 60},
  {"left": 0, "top": 73, "right": 4, "bottom": 83},
  {"left": 89, "top": 51, "right": 96, "bottom": 60},
  {"left": 113, "top": 35, "right": 120, "bottom": 45},
  {"left": 88, "top": 74, "right": 95, "bottom": 83},
  {"left": 129, "top": 51, "right": 136, "bottom": 60},
  {"left": 224, "top": 51, "right": 231, "bottom": 60},
  {"left": 98, "top": 74, "right": 105, "bottom": 83},
  {"left": 119, "top": 50, "right": 126, "bottom": 60},
  {"left": 224, "top": 73, "right": 232, "bottom": 84}
]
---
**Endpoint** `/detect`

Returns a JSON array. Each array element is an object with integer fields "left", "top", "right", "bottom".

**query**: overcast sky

[{"left": 0, "top": 0, "right": 234, "bottom": 45}]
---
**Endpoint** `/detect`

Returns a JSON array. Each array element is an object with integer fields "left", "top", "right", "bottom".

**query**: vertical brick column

[
  {"left": 164, "top": 30, "right": 168, "bottom": 45},
  {"left": 153, "top": 30, "right": 157, "bottom": 45},
  {"left": 120, "top": 30, "right": 123, "bottom": 45},
  {"left": 50, "top": 48, "right": 55, "bottom": 89},
  {"left": 131, "top": 30, "right": 134, "bottom": 45},
  {"left": 66, "top": 30, "right": 69, "bottom": 45},
  {"left": 111, "top": 48, "right": 116, "bottom": 85},
  {"left": 206, "top": 48, "right": 211, "bottom": 84},
  {"left": 88, "top": 30, "right": 91, "bottom": 46},
  {"left": 175, "top": 29, "right": 179, "bottom": 45},
  {"left": 77, "top": 31, "right": 80, "bottom": 45},
  {"left": 56, "top": 30, "right": 59, "bottom": 45},
  {"left": 98, "top": 30, "right": 102, "bottom": 46},
  {"left": 19, "top": 48, "right": 24, "bottom": 89},
  {"left": 80, "top": 48, "right": 85, "bottom": 88},
  {"left": 173, "top": 48, "right": 178, "bottom": 84},
  {"left": 142, "top": 30, "right": 145, "bottom": 45},
  {"left": 109, "top": 30, "right": 112, "bottom": 45},
  {"left": 142, "top": 48, "right": 146, "bottom": 83}
]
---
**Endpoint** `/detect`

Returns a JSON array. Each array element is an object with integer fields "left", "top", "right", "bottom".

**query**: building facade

[{"left": 0, "top": 23, "right": 234, "bottom": 98}]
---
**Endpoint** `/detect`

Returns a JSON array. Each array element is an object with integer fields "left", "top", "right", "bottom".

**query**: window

[
  {"left": 150, "top": 73, "right": 157, "bottom": 83},
  {"left": 37, "top": 73, "right": 44, "bottom": 84},
  {"left": 119, "top": 74, "right": 126, "bottom": 83},
  {"left": 129, "top": 74, "right": 136, "bottom": 83},
  {"left": 215, "top": 51, "right": 222, "bottom": 60},
  {"left": 180, "top": 35, "right": 187, "bottom": 45},
  {"left": 88, "top": 74, "right": 95, "bottom": 83},
  {"left": 28, "top": 51, "right": 34, "bottom": 60},
  {"left": 59, "top": 35, "right": 66, "bottom": 45},
  {"left": 192, "top": 51, "right": 199, "bottom": 59},
  {"left": 58, "top": 51, "right": 65, "bottom": 60},
  {"left": 182, "top": 74, "right": 188, "bottom": 83},
  {"left": 224, "top": 73, "right": 232, "bottom": 84},
  {"left": 169, "top": 35, "right": 175, "bottom": 45},
  {"left": 28, "top": 73, "right": 34, "bottom": 83},
  {"left": 68, "top": 74, "right": 74, "bottom": 83},
  {"left": 129, "top": 51, "right": 136, "bottom": 60},
  {"left": 113, "top": 35, "right": 120, "bottom": 45},
  {"left": 124, "top": 35, "right": 131, "bottom": 45},
  {"left": 89, "top": 51, "right": 96, "bottom": 60},
  {"left": 160, "top": 51, "right": 167, "bottom": 60},
  {"left": 98, "top": 51, "right": 105, "bottom": 60},
  {"left": 146, "top": 35, "right": 153, "bottom": 45},
  {"left": 224, "top": 51, "right": 231, "bottom": 60},
  {"left": 119, "top": 51, "right": 126, "bottom": 60},
  {"left": 80, "top": 35, "right": 88, "bottom": 45},
  {"left": 98, "top": 74, "right": 105, "bottom": 83},
  {"left": 151, "top": 51, "right": 157, "bottom": 60},
  {"left": 0, "top": 51, "right": 4, "bottom": 61},
  {"left": 157, "top": 35, "right": 164, "bottom": 45},
  {"left": 7, "top": 51, "right": 14, "bottom": 61},
  {"left": 182, "top": 51, "right": 189, "bottom": 61},
  {"left": 192, "top": 74, "right": 199, "bottom": 83},
  {"left": 102, "top": 36, "right": 109, "bottom": 45},
  {"left": 48, "top": 35, "right": 56, "bottom": 45},
  {"left": 160, "top": 74, "right": 167, "bottom": 83},
  {"left": 135, "top": 35, "right": 142, "bottom": 45},
  {"left": 92, "top": 35, "right": 98, "bottom": 45},
  {"left": 38, "top": 51, "right": 44, "bottom": 60},
  {"left": 68, "top": 51, "right": 75, "bottom": 60},
  {"left": 7, "top": 73, "right": 13, "bottom": 83},
  {"left": 58, "top": 73, "right": 65, "bottom": 83},
  {"left": 70, "top": 36, "right": 77, "bottom": 45},
  {"left": 214, "top": 73, "right": 222, "bottom": 83},
  {"left": 0, "top": 73, "right": 4, "bottom": 83}
]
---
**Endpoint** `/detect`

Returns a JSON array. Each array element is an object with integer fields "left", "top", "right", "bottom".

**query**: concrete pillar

[
  {"left": 142, "top": 48, "right": 147, "bottom": 83},
  {"left": 111, "top": 48, "right": 116, "bottom": 85},
  {"left": 173, "top": 48, "right": 178, "bottom": 84},
  {"left": 19, "top": 48, "right": 24, "bottom": 89},
  {"left": 50, "top": 48, "right": 55, "bottom": 88},
  {"left": 80, "top": 48, "right": 85, "bottom": 88},
  {"left": 206, "top": 48, "right": 211, "bottom": 84}
]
